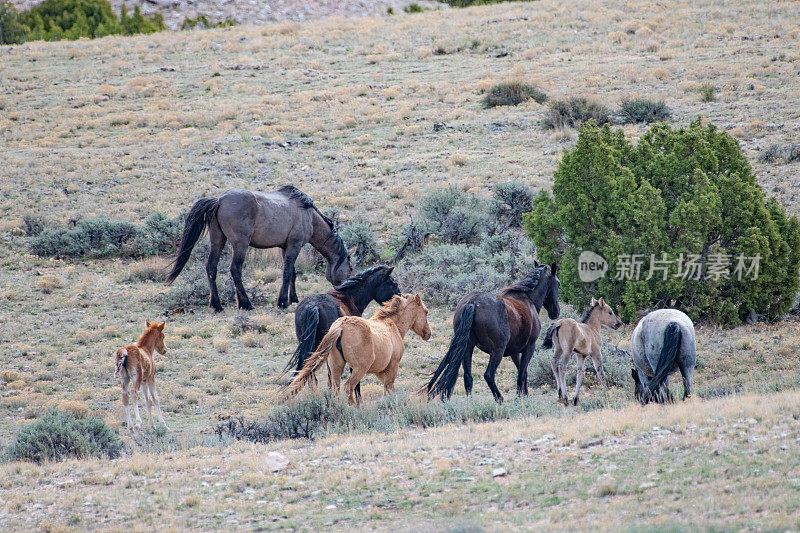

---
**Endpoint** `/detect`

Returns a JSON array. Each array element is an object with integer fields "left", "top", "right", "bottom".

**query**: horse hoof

[
  {"left": 277, "top": 299, "right": 289, "bottom": 309},
  {"left": 572, "top": 397, "right": 579, "bottom": 406}
]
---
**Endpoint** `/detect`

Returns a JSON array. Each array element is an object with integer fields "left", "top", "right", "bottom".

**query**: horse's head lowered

[{"left": 405, "top": 293, "right": 432, "bottom": 341}]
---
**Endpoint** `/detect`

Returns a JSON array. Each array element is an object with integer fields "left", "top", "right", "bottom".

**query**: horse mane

[
  {"left": 278, "top": 185, "right": 347, "bottom": 267},
  {"left": 328, "top": 291, "right": 359, "bottom": 316},
  {"left": 334, "top": 265, "right": 385, "bottom": 291},
  {"left": 373, "top": 294, "right": 405, "bottom": 320},
  {"left": 581, "top": 302, "right": 600, "bottom": 323},
  {"left": 500, "top": 265, "right": 547, "bottom": 296}
]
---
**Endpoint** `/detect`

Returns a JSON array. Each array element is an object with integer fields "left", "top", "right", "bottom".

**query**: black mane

[
  {"left": 501, "top": 265, "right": 547, "bottom": 295},
  {"left": 279, "top": 185, "right": 346, "bottom": 266},
  {"left": 334, "top": 265, "right": 386, "bottom": 292},
  {"left": 581, "top": 302, "right": 599, "bottom": 323}
]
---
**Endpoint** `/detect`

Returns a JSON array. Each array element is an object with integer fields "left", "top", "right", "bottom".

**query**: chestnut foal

[{"left": 114, "top": 321, "right": 170, "bottom": 430}]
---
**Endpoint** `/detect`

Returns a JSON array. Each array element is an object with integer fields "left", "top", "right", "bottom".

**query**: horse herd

[{"left": 113, "top": 185, "right": 697, "bottom": 430}]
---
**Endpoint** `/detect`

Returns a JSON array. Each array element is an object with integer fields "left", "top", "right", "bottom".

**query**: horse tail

[
  {"left": 542, "top": 322, "right": 560, "bottom": 349},
  {"left": 113, "top": 347, "right": 128, "bottom": 379},
  {"left": 647, "top": 322, "right": 682, "bottom": 400},
  {"left": 287, "top": 322, "right": 343, "bottom": 396},
  {"left": 166, "top": 197, "right": 220, "bottom": 284},
  {"left": 283, "top": 305, "right": 320, "bottom": 378},
  {"left": 424, "top": 304, "right": 475, "bottom": 400}
]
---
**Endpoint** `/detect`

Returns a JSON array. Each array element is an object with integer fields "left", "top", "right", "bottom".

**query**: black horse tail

[
  {"left": 166, "top": 198, "right": 219, "bottom": 284},
  {"left": 542, "top": 323, "right": 560, "bottom": 349},
  {"left": 283, "top": 305, "right": 320, "bottom": 378},
  {"left": 647, "top": 322, "right": 682, "bottom": 400},
  {"left": 424, "top": 304, "right": 475, "bottom": 400}
]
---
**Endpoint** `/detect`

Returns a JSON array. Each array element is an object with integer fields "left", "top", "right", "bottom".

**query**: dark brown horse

[
  {"left": 284, "top": 265, "right": 400, "bottom": 401},
  {"left": 424, "top": 263, "right": 560, "bottom": 404},
  {"left": 166, "top": 186, "right": 354, "bottom": 311}
]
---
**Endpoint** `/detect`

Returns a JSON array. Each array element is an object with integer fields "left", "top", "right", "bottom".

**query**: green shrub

[
  {"left": 395, "top": 233, "right": 536, "bottom": 306},
  {"left": 443, "top": 0, "right": 534, "bottom": 6},
  {"left": 339, "top": 221, "right": 381, "bottom": 267},
  {"left": 481, "top": 82, "right": 547, "bottom": 108},
  {"left": 0, "top": 1, "right": 30, "bottom": 44},
  {"left": 403, "top": 3, "right": 424, "bottom": 13},
  {"left": 5, "top": 410, "right": 123, "bottom": 463},
  {"left": 759, "top": 143, "right": 800, "bottom": 164},
  {"left": 619, "top": 98, "right": 672, "bottom": 124},
  {"left": 542, "top": 97, "right": 612, "bottom": 130},
  {"left": 180, "top": 15, "right": 235, "bottom": 30},
  {"left": 524, "top": 120, "right": 800, "bottom": 324},
  {"left": 418, "top": 186, "right": 489, "bottom": 244},
  {"left": 29, "top": 212, "right": 181, "bottom": 259},
  {"left": 6, "top": 0, "right": 164, "bottom": 43},
  {"left": 489, "top": 181, "right": 534, "bottom": 230},
  {"left": 698, "top": 83, "right": 716, "bottom": 102}
]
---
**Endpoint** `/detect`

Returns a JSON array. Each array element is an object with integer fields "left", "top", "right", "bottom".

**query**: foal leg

[
  {"left": 120, "top": 375, "right": 133, "bottom": 429},
  {"left": 278, "top": 241, "right": 301, "bottom": 309},
  {"left": 206, "top": 223, "right": 227, "bottom": 312},
  {"left": 143, "top": 384, "right": 155, "bottom": 427},
  {"left": 590, "top": 351, "right": 607, "bottom": 387},
  {"left": 229, "top": 240, "right": 253, "bottom": 310},
  {"left": 149, "top": 379, "right": 170, "bottom": 430},
  {"left": 131, "top": 381, "right": 144, "bottom": 428},
  {"left": 573, "top": 354, "right": 586, "bottom": 406}
]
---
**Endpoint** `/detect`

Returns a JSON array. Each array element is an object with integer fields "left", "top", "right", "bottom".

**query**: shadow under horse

[
  {"left": 284, "top": 265, "right": 400, "bottom": 401},
  {"left": 166, "top": 186, "right": 354, "bottom": 310},
  {"left": 425, "top": 262, "right": 560, "bottom": 404}
]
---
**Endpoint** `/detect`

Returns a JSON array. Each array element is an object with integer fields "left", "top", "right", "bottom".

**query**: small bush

[
  {"left": 4, "top": 410, "right": 123, "bottom": 463},
  {"left": 542, "top": 97, "right": 612, "bottom": 129},
  {"left": 339, "top": 221, "right": 381, "bottom": 267},
  {"left": 403, "top": 3, "right": 424, "bottom": 13},
  {"left": 619, "top": 98, "right": 672, "bottom": 124},
  {"left": 36, "top": 274, "right": 63, "bottom": 294},
  {"left": 489, "top": 181, "right": 534, "bottom": 230},
  {"left": 481, "top": 82, "right": 547, "bottom": 109},
  {"left": 29, "top": 213, "right": 181, "bottom": 259},
  {"left": 418, "top": 187, "right": 489, "bottom": 244},
  {"left": 759, "top": 143, "right": 800, "bottom": 164},
  {"left": 698, "top": 83, "right": 716, "bottom": 102},
  {"left": 180, "top": 15, "right": 235, "bottom": 30},
  {"left": 395, "top": 233, "right": 536, "bottom": 306}
]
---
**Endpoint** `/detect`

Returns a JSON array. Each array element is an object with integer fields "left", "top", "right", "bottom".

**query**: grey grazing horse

[
  {"left": 630, "top": 309, "right": 696, "bottom": 403},
  {"left": 167, "top": 186, "right": 354, "bottom": 311}
]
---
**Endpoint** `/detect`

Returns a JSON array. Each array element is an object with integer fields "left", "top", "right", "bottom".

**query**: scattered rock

[
  {"left": 263, "top": 451, "right": 290, "bottom": 472},
  {"left": 492, "top": 467, "right": 507, "bottom": 478}
]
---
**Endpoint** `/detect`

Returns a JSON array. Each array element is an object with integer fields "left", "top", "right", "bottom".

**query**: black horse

[
  {"left": 167, "top": 186, "right": 354, "bottom": 311},
  {"left": 284, "top": 265, "right": 400, "bottom": 400},
  {"left": 425, "top": 263, "right": 560, "bottom": 404}
]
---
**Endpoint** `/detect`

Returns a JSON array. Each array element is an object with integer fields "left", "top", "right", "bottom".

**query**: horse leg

[
  {"left": 120, "top": 374, "right": 133, "bottom": 428},
  {"left": 328, "top": 352, "right": 346, "bottom": 397},
  {"left": 678, "top": 359, "right": 693, "bottom": 400},
  {"left": 131, "top": 380, "right": 144, "bottom": 429},
  {"left": 573, "top": 355, "right": 586, "bottom": 406},
  {"left": 462, "top": 340, "right": 476, "bottom": 395},
  {"left": 149, "top": 379, "right": 170, "bottom": 430},
  {"left": 206, "top": 223, "right": 227, "bottom": 312},
  {"left": 143, "top": 383, "right": 154, "bottom": 427},
  {"left": 290, "top": 271, "right": 299, "bottom": 304},
  {"left": 278, "top": 241, "right": 301, "bottom": 309},
  {"left": 517, "top": 345, "right": 536, "bottom": 396},
  {"left": 344, "top": 367, "right": 367, "bottom": 406},
  {"left": 590, "top": 351, "right": 607, "bottom": 387},
  {"left": 551, "top": 345, "right": 567, "bottom": 403},
  {"left": 483, "top": 348, "right": 507, "bottom": 405},
  {"left": 229, "top": 240, "right": 253, "bottom": 310}
]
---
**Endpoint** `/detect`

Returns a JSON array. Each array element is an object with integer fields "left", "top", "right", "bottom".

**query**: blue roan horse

[{"left": 630, "top": 309, "right": 697, "bottom": 403}]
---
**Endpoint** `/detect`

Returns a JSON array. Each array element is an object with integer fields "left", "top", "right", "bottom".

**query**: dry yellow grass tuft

[{"left": 36, "top": 275, "right": 63, "bottom": 294}]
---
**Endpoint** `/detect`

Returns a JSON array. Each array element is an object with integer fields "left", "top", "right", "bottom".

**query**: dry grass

[{"left": 1, "top": 0, "right": 800, "bottom": 529}]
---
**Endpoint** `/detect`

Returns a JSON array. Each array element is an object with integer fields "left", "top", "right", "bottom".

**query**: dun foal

[
  {"left": 114, "top": 321, "right": 170, "bottom": 430},
  {"left": 288, "top": 294, "right": 431, "bottom": 405},
  {"left": 543, "top": 297, "right": 622, "bottom": 405}
]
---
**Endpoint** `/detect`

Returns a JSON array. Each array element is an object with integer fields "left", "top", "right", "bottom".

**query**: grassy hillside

[{"left": 1, "top": 0, "right": 800, "bottom": 530}]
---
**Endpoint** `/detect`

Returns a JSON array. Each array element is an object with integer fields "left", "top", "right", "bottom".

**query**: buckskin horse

[{"left": 167, "top": 186, "right": 354, "bottom": 311}]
